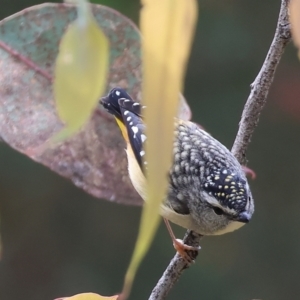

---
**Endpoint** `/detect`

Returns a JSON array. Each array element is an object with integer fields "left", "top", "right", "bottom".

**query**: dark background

[{"left": 1, "top": 0, "right": 300, "bottom": 299}]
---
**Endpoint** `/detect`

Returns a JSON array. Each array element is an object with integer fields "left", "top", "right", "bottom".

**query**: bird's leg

[{"left": 163, "top": 218, "right": 200, "bottom": 264}]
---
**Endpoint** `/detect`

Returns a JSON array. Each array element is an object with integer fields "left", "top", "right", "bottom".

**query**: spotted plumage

[
  {"left": 100, "top": 87, "right": 254, "bottom": 236},
  {"left": 101, "top": 88, "right": 147, "bottom": 169},
  {"left": 203, "top": 168, "right": 248, "bottom": 210}
]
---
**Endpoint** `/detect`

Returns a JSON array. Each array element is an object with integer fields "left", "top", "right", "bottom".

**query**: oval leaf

[
  {"left": 53, "top": 0, "right": 109, "bottom": 141},
  {"left": 0, "top": 3, "right": 141, "bottom": 205},
  {"left": 0, "top": 3, "right": 191, "bottom": 206}
]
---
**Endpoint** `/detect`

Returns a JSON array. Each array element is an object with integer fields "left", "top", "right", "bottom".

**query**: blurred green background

[{"left": 1, "top": 0, "right": 300, "bottom": 299}]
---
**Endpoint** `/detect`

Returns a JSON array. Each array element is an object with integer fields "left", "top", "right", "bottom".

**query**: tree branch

[
  {"left": 149, "top": 231, "right": 202, "bottom": 300},
  {"left": 231, "top": 0, "right": 292, "bottom": 164},
  {"left": 149, "top": 1, "right": 291, "bottom": 299}
]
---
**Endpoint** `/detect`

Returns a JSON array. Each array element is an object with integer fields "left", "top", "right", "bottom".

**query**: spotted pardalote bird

[{"left": 100, "top": 88, "right": 254, "bottom": 254}]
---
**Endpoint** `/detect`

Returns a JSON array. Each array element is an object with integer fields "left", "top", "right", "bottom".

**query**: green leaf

[{"left": 52, "top": 0, "right": 109, "bottom": 142}]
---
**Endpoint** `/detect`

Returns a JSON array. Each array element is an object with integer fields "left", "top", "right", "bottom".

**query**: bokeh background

[{"left": 1, "top": 0, "right": 300, "bottom": 299}]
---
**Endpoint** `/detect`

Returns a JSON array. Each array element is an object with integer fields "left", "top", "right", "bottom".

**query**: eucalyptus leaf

[
  {"left": 53, "top": 0, "right": 109, "bottom": 141},
  {"left": 0, "top": 3, "right": 191, "bottom": 206},
  {"left": 0, "top": 3, "right": 142, "bottom": 205}
]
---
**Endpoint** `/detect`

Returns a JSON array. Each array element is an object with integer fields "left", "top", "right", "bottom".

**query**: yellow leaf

[
  {"left": 121, "top": 0, "right": 198, "bottom": 298},
  {"left": 53, "top": 0, "right": 109, "bottom": 142},
  {"left": 55, "top": 292, "right": 118, "bottom": 300},
  {"left": 290, "top": 0, "right": 300, "bottom": 58}
]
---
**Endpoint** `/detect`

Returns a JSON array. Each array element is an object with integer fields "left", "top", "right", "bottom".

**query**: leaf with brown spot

[{"left": 0, "top": 3, "right": 191, "bottom": 206}]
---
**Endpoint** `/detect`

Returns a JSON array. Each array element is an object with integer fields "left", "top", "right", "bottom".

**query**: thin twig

[
  {"left": 149, "top": 231, "right": 202, "bottom": 300},
  {"left": 149, "top": 1, "right": 291, "bottom": 299},
  {"left": 231, "top": 0, "right": 291, "bottom": 164}
]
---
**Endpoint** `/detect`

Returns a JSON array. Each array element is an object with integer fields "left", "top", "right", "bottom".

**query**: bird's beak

[
  {"left": 100, "top": 96, "right": 108, "bottom": 104},
  {"left": 235, "top": 211, "right": 251, "bottom": 223}
]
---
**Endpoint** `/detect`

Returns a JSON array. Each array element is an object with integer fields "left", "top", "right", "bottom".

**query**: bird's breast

[{"left": 126, "top": 143, "right": 147, "bottom": 200}]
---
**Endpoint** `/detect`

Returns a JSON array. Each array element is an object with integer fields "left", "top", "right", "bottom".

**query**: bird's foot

[{"left": 173, "top": 238, "right": 201, "bottom": 264}]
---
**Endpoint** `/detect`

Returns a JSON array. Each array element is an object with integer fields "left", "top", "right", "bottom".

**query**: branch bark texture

[
  {"left": 231, "top": 0, "right": 292, "bottom": 164},
  {"left": 149, "top": 0, "right": 291, "bottom": 299},
  {"left": 149, "top": 231, "right": 202, "bottom": 300}
]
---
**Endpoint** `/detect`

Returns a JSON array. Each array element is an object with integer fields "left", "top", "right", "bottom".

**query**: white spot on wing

[
  {"left": 131, "top": 126, "right": 138, "bottom": 137},
  {"left": 127, "top": 116, "right": 131, "bottom": 121},
  {"left": 132, "top": 126, "right": 138, "bottom": 133},
  {"left": 140, "top": 150, "right": 145, "bottom": 157},
  {"left": 133, "top": 103, "right": 139, "bottom": 106},
  {"left": 124, "top": 111, "right": 129, "bottom": 115},
  {"left": 141, "top": 134, "right": 147, "bottom": 142}
]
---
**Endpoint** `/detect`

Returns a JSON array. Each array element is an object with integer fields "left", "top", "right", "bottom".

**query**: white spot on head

[
  {"left": 140, "top": 150, "right": 145, "bottom": 157},
  {"left": 222, "top": 169, "right": 228, "bottom": 175},
  {"left": 115, "top": 90, "right": 120, "bottom": 96},
  {"left": 124, "top": 111, "right": 129, "bottom": 115},
  {"left": 141, "top": 134, "right": 147, "bottom": 142}
]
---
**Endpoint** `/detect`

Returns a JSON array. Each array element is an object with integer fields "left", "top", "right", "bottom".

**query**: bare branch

[
  {"left": 231, "top": 0, "right": 292, "bottom": 164},
  {"left": 149, "top": 231, "right": 202, "bottom": 300},
  {"left": 149, "top": 1, "right": 291, "bottom": 299}
]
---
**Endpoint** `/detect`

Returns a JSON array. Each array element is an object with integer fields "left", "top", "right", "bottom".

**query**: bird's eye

[{"left": 212, "top": 207, "right": 224, "bottom": 215}]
